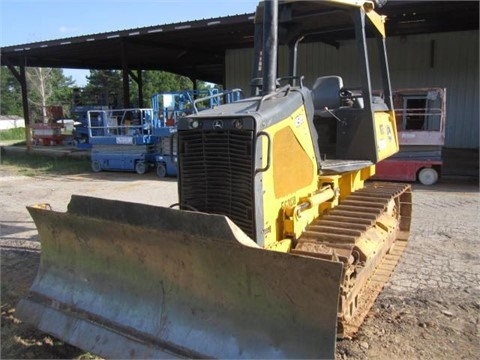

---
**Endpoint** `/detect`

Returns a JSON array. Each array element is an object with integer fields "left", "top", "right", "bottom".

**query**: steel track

[{"left": 294, "top": 182, "right": 412, "bottom": 338}]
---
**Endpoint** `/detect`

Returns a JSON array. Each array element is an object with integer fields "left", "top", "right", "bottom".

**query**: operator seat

[
  {"left": 311, "top": 76, "right": 343, "bottom": 113},
  {"left": 311, "top": 76, "right": 344, "bottom": 161}
]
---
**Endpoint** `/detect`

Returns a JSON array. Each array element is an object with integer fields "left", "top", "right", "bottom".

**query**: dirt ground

[{"left": 1, "top": 164, "right": 479, "bottom": 359}]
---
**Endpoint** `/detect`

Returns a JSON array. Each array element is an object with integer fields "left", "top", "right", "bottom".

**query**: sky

[{"left": 0, "top": 0, "right": 259, "bottom": 86}]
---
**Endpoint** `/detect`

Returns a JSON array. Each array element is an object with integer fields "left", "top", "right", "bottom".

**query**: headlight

[
  {"left": 233, "top": 119, "right": 244, "bottom": 130},
  {"left": 188, "top": 119, "right": 202, "bottom": 129}
]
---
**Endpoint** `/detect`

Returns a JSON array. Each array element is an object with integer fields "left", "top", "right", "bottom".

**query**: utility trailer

[
  {"left": 31, "top": 123, "right": 64, "bottom": 146},
  {"left": 373, "top": 88, "right": 446, "bottom": 185},
  {"left": 31, "top": 106, "right": 72, "bottom": 146}
]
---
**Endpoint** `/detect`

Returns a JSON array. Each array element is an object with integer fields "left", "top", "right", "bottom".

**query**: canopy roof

[{"left": 1, "top": 1, "right": 478, "bottom": 84}]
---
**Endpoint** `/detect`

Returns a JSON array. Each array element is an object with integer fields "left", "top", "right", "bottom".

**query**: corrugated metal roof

[
  {"left": 1, "top": 1, "right": 478, "bottom": 85},
  {"left": 4, "top": 13, "right": 256, "bottom": 49},
  {"left": 1, "top": 13, "right": 257, "bottom": 84}
]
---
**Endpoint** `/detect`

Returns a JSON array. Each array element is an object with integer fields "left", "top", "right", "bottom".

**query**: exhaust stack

[{"left": 262, "top": 0, "right": 278, "bottom": 95}]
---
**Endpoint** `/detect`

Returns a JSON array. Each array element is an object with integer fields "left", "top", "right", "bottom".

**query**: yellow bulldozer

[{"left": 18, "top": 0, "right": 412, "bottom": 358}]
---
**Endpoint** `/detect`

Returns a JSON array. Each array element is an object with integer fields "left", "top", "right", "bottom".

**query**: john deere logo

[{"left": 213, "top": 120, "right": 224, "bottom": 129}]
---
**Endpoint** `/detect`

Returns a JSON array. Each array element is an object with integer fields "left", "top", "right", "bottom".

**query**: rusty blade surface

[{"left": 18, "top": 195, "right": 343, "bottom": 359}]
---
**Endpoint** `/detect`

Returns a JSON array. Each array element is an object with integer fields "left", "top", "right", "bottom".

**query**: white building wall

[{"left": 0, "top": 117, "right": 25, "bottom": 130}]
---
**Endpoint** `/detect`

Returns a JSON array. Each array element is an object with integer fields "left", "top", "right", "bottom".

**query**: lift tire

[
  {"left": 418, "top": 167, "right": 438, "bottom": 185},
  {"left": 135, "top": 161, "right": 147, "bottom": 175},
  {"left": 91, "top": 161, "right": 102, "bottom": 173},
  {"left": 156, "top": 163, "right": 167, "bottom": 178}
]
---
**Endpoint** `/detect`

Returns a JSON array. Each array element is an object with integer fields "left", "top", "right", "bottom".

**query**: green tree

[
  {"left": 81, "top": 69, "right": 209, "bottom": 108},
  {"left": 27, "top": 68, "right": 75, "bottom": 122},
  {"left": 82, "top": 70, "right": 123, "bottom": 107},
  {"left": 50, "top": 69, "right": 75, "bottom": 109},
  {"left": 0, "top": 66, "right": 74, "bottom": 119},
  {"left": 27, "top": 67, "right": 53, "bottom": 122},
  {"left": 1, "top": 66, "right": 216, "bottom": 119},
  {"left": 0, "top": 66, "right": 23, "bottom": 116}
]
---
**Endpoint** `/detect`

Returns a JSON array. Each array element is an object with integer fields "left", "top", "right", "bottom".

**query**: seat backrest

[{"left": 311, "top": 76, "right": 343, "bottom": 110}]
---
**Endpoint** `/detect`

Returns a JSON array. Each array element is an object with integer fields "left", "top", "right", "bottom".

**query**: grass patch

[
  {"left": 1, "top": 152, "right": 91, "bottom": 176},
  {"left": 0, "top": 128, "right": 26, "bottom": 141}
]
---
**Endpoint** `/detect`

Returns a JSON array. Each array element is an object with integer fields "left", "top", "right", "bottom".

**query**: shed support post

[
  {"left": 121, "top": 41, "right": 130, "bottom": 108},
  {"left": 122, "top": 69, "right": 130, "bottom": 108},
  {"left": 128, "top": 69, "right": 143, "bottom": 108},
  {"left": 192, "top": 77, "right": 197, "bottom": 92},
  {"left": 137, "top": 70, "right": 143, "bottom": 108},
  {"left": 5, "top": 58, "right": 31, "bottom": 149}
]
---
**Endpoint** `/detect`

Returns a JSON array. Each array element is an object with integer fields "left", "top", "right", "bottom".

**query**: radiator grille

[{"left": 179, "top": 129, "right": 255, "bottom": 239}]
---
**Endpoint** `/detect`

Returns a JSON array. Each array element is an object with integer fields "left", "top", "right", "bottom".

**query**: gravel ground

[{"left": 1, "top": 164, "right": 479, "bottom": 359}]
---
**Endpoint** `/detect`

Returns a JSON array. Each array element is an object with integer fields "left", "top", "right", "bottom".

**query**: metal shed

[
  {"left": 1, "top": 0, "right": 478, "bottom": 174},
  {"left": 226, "top": 29, "right": 479, "bottom": 150}
]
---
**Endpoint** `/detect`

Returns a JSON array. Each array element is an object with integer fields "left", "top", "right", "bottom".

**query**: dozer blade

[{"left": 18, "top": 195, "right": 343, "bottom": 359}]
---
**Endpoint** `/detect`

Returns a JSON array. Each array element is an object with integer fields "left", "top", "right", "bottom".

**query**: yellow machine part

[
  {"left": 294, "top": 181, "right": 412, "bottom": 337},
  {"left": 260, "top": 104, "right": 321, "bottom": 248},
  {"left": 374, "top": 111, "right": 399, "bottom": 162}
]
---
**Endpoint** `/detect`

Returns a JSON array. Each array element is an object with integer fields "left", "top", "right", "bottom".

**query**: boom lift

[
  {"left": 151, "top": 88, "right": 243, "bottom": 127},
  {"left": 17, "top": 1, "right": 412, "bottom": 358}
]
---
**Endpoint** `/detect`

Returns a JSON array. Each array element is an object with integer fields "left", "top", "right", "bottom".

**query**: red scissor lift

[{"left": 373, "top": 88, "right": 446, "bottom": 185}]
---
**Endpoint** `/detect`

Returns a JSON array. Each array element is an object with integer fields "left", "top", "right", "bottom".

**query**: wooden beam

[
  {"left": 5, "top": 57, "right": 31, "bottom": 149},
  {"left": 121, "top": 41, "right": 130, "bottom": 108}
]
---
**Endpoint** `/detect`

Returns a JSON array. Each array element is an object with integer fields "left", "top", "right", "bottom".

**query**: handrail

[
  {"left": 254, "top": 131, "right": 272, "bottom": 174},
  {"left": 256, "top": 84, "right": 291, "bottom": 112},
  {"left": 192, "top": 89, "right": 243, "bottom": 114},
  {"left": 277, "top": 75, "right": 304, "bottom": 88}
]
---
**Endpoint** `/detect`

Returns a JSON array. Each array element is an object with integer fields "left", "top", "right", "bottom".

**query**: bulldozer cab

[{"left": 252, "top": 0, "right": 399, "bottom": 170}]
